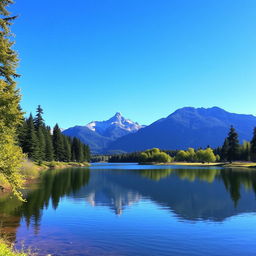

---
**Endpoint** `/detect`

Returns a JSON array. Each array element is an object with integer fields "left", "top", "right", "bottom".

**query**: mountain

[
  {"left": 107, "top": 107, "right": 256, "bottom": 152},
  {"left": 86, "top": 112, "right": 144, "bottom": 139},
  {"left": 63, "top": 112, "right": 145, "bottom": 153}
]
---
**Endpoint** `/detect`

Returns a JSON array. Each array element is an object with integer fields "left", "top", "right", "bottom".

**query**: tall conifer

[
  {"left": 0, "top": 0, "right": 24, "bottom": 198},
  {"left": 53, "top": 124, "right": 65, "bottom": 161},
  {"left": 23, "top": 114, "right": 40, "bottom": 160},
  {"left": 227, "top": 126, "right": 240, "bottom": 162},
  {"left": 44, "top": 127, "right": 54, "bottom": 161},
  {"left": 221, "top": 138, "right": 229, "bottom": 161},
  {"left": 251, "top": 127, "right": 256, "bottom": 162}
]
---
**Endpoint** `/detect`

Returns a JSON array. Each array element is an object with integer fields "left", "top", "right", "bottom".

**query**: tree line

[
  {"left": 109, "top": 126, "right": 256, "bottom": 164},
  {"left": 215, "top": 126, "right": 256, "bottom": 162},
  {"left": 18, "top": 106, "right": 90, "bottom": 163}
]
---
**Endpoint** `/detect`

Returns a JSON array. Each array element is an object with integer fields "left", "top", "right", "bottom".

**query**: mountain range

[
  {"left": 63, "top": 112, "right": 145, "bottom": 153},
  {"left": 63, "top": 107, "right": 256, "bottom": 153}
]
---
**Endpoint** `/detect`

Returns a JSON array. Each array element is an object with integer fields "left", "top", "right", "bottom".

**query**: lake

[{"left": 1, "top": 163, "right": 256, "bottom": 256}]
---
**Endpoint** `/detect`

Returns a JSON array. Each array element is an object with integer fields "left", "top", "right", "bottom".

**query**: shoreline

[
  {"left": 0, "top": 161, "right": 91, "bottom": 193},
  {"left": 139, "top": 161, "right": 256, "bottom": 168}
]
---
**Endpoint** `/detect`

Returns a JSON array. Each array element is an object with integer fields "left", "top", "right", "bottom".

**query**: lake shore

[
  {"left": 139, "top": 161, "right": 256, "bottom": 168},
  {"left": 0, "top": 160, "right": 91, "bottom": 192}
]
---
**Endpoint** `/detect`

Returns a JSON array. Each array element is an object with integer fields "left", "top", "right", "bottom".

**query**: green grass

[{"left": 0, "top": 159, "right": 90, "bottom": 192}]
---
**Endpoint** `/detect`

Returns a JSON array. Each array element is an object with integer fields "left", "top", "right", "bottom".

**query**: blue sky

[{"left": 11, "top": 0, "right": 256, "bottom": 128}]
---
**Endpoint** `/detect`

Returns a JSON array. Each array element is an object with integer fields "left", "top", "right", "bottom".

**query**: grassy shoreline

[
  {"left": 0, "top": 160, "right": 90, "bottom": 192},
  {"left": 139, "top": 161, "right": 256, "bottom": 168}
]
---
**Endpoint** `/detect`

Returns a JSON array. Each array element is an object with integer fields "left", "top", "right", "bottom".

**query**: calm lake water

[{"left": 1, "top": 163, "right": 256, "bottom": 256}]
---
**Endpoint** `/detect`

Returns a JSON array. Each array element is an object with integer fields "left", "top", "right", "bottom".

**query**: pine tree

[
  {"left": 37, "top": 126, "right": 46, "bottom": 161},
  {"left": 63, "top": 136, "right": 71, "bottom": 162},
  {"left": 18, "top": 119, "right": 28, "bottom": 148},
  {"left": 221, "top": 138, "right": 229, "bottom": 161},
  {"left": 34, "top": 105, "right": 44, "bottom": 130},
  {"left": 71, "top": 137, "right": 83, "bottom": 162},
  {"left": 240, "top": 141, "right": 251, "bottom": 161},
  {"left": 227, "top": 126, "right": 240, "bottom": 162},
  {"left": 44, "top": 127, "right": 54, "bottom": 162},
  {"left": 53, "top": 124, "right": 65, "bottom": 161},
  {"left": 0, "top": 0, "right": 24, "bottom": 198},
  {"left": 23, "top": 114, "right": 40, "bottom": 160},
  {"left": 83, "top": 144, "right": 90, "bottom": 162},
  {"left": 34, "top": 105, "right": 46, "bottom": 161},
  {"left": 251, "top": 127, "right": 256, "bottom": 162}
]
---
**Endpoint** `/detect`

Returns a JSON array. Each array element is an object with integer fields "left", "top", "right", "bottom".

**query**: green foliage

[
  {"left": 175, "top": 150, "right": 190, "bottom": 162},
  {"left": 216, "top": 154, "right": 221, "bottom": 162},
  {"left": 0, "top": 123, "right": 24, "bottom": 199},
  {"left": 108, "top": 152, "right": 140, "bottom": 163},
  {"left": 221, "top": 138, "right": 229, "bottom": 161},
  {"left": 44, "top": 126, "right": 54, "bottom": 161},
  {"left": 0, "top": 1, "right": 24, "bottom": 200},
  {"left": 17, "top": 106, "right": 90, "bottom": 163},
  {"left": 63, "top": 136, "right": 71, "bottom": 162},
  {"left": 220, "top": 126, "right": 241, "bottom": 162},
  {"left": 196, "top": 148, "right": 216, "bottom": 163},
  {"left": 139, "top": 148, "right": 173, "bottom": 163},
  {"left": 226, "top": 126, "right": 240, "bottom": 162},
  {"left": 240, "top": 141, "right": 251, "bottom": 161},
  {"left": 175, "top": 148, "right": 217, "bottom": 163},
  {"left": 251, "top": 127, "right": 256, "bottom": 162},
  {"left": 33, "top": 105, "right": 44, "bottom": 129},
  {"left": 0, "top": 240, "right": 28, "bottom": 256},
  {"left": 52, "top": 124, "right": 65, "bottom": 161},
  {"left": 22, "top": 114, "right": 40, "bottom": 161}
]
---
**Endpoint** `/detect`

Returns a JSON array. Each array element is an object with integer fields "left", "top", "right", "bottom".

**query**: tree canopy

[{"left": 0, "top": 0, "right": 24, "bottom": 199}]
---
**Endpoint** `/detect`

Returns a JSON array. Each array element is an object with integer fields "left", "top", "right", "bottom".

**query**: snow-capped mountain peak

[{"left": 86, "top": 113, "right": 145, "bottom": 138}]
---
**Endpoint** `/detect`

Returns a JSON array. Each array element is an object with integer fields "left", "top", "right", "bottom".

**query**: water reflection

[
  {"left": 1, "top": 165, "right": 256, "bottom": 239},
  {"left": 0, "top": 168, "right": 90, "bottom": 240}
]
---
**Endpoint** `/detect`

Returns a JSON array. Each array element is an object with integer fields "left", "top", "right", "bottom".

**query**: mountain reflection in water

[{"left": 1, "top": 164, "right": 256, "bottom": 242}]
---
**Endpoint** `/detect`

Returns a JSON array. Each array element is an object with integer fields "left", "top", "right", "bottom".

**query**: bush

[
  {"left": 175, "top": 148, "right": 217, "bottom": 163},
  {"left": 139, "top": 148, "right": 173, "bottom": 163}
]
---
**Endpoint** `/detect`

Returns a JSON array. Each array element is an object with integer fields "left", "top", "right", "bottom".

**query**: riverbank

[
  {"left": 139, "top": 161, "right": 256, "bottom": 168},
  {"left": 0, "top": 160, "right": 90, "bottom": 192}
]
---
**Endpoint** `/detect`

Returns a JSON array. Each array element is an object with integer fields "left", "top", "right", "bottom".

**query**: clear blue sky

[{"left": 10, "top": 0, "right": 256, "bottom": 128}]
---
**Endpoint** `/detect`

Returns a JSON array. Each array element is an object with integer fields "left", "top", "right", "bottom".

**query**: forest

[{"left": 18, "top": 105, "right": 90, "bottom": 163}]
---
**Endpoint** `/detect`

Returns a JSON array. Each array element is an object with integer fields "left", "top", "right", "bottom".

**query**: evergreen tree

[
  {"left": 71, "top": 137, "right": 83, "bottom": 162},
  {"left": 240, "top": 141, "right": 251, "bottom": 161},
  {"left": 83, "top": 144, "right": 90, "bottom": 162},
  {"left": 23, "top": 114, "right": 40, "bottom": 161},
  {"left": 37, "top": 126, "right": 46, "bottom": 161},
  {"left": 34, "top": 105, "right": 46, "bottom": 161},
  {"left": 18, "top": 119, "right": 28, "bottom": 148},
  {"left": 53, "top": 124, "right": 65, "bottom": 161},
  {"left": 63, "top": 136, "right": 71, "bottom": 162},
  {"left": 34, "top": 105, "right": 44, "bottom": 130},
  {"left": 44, "top": 127, "right": 54, "bottom": 162},
  {"left": 251, "top": 127, "right": 256, "bottom": 162},
  {"left": 227, "top": 126, "right": 240, "bottom": 162},
  {"left": 0, "top": 0, "right": 24, "bottom": 198},
  {"left": 221, "top": 138, "right": 229, "bottom": 161}
]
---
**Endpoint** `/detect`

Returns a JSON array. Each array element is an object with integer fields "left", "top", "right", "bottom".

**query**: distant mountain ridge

[
  {"left": 86, "top": 112, "right": 144, "bottom": 139},
  {"left": 107, "top": 107, "right": 256, "bottom": 152},
  {"left": 63, "top": 107, "right": 256, "bottom": 153},
  {"left": 63, "top": 112, "right": 145, "bottom": 153}
]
